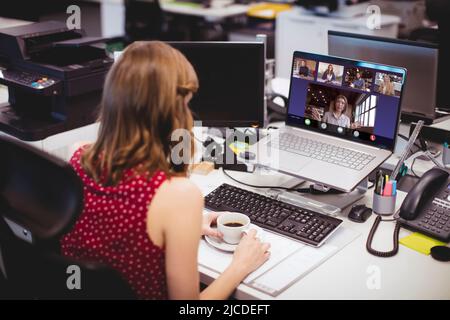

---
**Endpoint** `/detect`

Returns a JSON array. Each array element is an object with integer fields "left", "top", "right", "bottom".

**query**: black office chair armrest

[
  {"left": 266, "top": 93, "right": 288, "bottom": 123},
  {"left": 267, "top": 93, "right": 288, "bottom": 115}
]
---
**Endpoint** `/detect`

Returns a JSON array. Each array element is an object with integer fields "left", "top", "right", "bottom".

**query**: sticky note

[
  {"left": 399, "top": 232, "right": 446, "bottom": 255},
  {"left": 228, "top": 141, "right": 249, "bottom": 155}
]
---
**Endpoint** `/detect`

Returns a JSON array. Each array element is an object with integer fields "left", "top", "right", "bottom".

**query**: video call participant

[
  {"left": 351, "top": 72, "right": 365, "bottom": 90},
  {"left": 60, "top": 41, "right": 270, "bottom": 300},
  {"left": 310, "top": 94, "right": 360, "bottom": 129},
  {"left": 322, "top": 64, "right": 336, "bottom": 83},
  {"left": 298, "top": 60, "right": 310, "bottom": 77},
  {"left": 379, "top": 74, "right": 395, "bottom": 96}
]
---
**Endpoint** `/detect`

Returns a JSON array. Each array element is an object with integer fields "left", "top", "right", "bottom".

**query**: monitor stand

[
  {"left": 271, "top": 178, "right": 368, "bottom": 217},
  {"left": 223, "top": 167, "right": 368, "bottom": 217}
]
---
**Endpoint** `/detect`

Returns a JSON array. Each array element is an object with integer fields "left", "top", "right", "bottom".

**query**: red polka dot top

[{"left": 60, "top": 147, "right": 168, "bottom": 299}]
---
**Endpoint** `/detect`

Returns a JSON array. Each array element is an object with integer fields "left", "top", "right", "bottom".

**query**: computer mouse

[
  {"left": 348, "top": 204, "right": 372, "bottom": 223},
  {"left": 430, "top": 246, "right": 450, "bottom": 262},
  {"left": 239, "top": 151, "right": 256, "bottom": 160}
]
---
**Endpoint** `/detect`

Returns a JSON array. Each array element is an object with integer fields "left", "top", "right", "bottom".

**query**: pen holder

[
  {"left": 443, "top": 147, "right": 450, "bottom": 168},
  {"left": 372, "top": 193, "right": 397, "bottom": 216}
]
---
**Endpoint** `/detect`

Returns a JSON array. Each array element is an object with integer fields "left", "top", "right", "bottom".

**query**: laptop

[{"left": 246, "top": 51, "right": 407, "bottom": 192}]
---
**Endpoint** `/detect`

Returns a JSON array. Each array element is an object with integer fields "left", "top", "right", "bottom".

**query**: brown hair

[
  {"left": 81, "top": 41, "right": 199, "bottom": 186},
  {"left": 332, "top": 94, "right": 348, "bottom": 113}
]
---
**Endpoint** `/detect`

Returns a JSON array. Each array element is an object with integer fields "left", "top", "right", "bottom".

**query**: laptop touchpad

[{"left": 280, "top": 154, "right": 311, "bottom": 172}]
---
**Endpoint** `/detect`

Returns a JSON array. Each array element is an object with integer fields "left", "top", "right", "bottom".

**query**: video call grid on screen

[{"left": 287, "top": 51, "right": 406, "bottom": 151}]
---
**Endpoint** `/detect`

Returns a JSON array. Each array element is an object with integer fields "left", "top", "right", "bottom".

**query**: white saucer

[{"left": 204, "top": 224, "right": 264, "bottom": 252}]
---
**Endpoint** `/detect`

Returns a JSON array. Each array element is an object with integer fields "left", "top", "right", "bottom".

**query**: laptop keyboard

[{"left": 269, "top": 132, "right": 375, "bottom": 171}]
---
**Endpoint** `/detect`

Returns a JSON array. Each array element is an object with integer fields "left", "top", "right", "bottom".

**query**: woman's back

[{"left": 61, "top": 147, "right": 168, "bottom": 299}]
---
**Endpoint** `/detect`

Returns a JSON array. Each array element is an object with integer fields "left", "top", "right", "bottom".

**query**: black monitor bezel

[
  {"left": 327, "top": 30, "right": 446, "bottom": 114},
  {"left": 328, "top": 30, "right": 439, "bottom": 50},
  {"left": 167, "top": 41, "right": 265, "bottom": 128}
]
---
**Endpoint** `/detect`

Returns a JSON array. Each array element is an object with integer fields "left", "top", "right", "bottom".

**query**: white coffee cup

[{"left": 217, "top": 212, "right": 251, "bottom": 244}]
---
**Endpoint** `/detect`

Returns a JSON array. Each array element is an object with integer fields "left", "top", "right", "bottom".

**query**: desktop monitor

[
  {"left": 168, "top": 41, "right": 265, "bottom": 128},
  {"left": 328, "top": 31, "right": 439, "bottom": 122}
]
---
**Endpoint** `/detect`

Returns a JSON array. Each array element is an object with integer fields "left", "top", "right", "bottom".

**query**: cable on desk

[{"left": 366, "top": 215, "right": 401, "bottom": 257}]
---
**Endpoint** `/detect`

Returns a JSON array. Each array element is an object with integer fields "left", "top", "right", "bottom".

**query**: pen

[
  {"left": 392, "top": 180, "right": 397, "bottom": 196},
  {"left": 382, "top": 174, "right": 389, "bottom": 192},
  {"left": 383, "top": 181, "right": 393, "bottom": 196},
  {"left": 379, "top": 175, "right": 385, "bottom": 196},
  {"left": 375, "top": 170, "right": 383, "bottom": 194}
]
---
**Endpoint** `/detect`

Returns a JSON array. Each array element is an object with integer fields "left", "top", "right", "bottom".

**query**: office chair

[
  {"left": 0, "top": 136, "right": 135, "bottom": 299},
  {"left": 266, "top": 93, "right": 288, "bottom": 124}
]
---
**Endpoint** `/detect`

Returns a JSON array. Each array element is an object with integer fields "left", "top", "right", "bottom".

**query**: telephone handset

[
  {"left": 399, "top": 168, "right": 449, "bottom": 220},
  {"left": 366, "top": 168, "right": 450, "bottom": 257}
]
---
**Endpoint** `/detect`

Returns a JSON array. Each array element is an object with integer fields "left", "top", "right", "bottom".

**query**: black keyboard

[{"left": 205, "top": 183, "right": 343, "bottom": 247}]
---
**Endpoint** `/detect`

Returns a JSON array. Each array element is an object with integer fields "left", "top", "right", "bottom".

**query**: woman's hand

[
  {"left": 230, "top": 229, "right": 271, "bottom": 276},
  {"left": 202, "top": 211, "right": 223, "bottom": 239},
  {"left": 350, "top": 122, "right": 361, "bottom": 129},
  {"left": 310, "top": 108, "right": 321, "bottom": 121}
]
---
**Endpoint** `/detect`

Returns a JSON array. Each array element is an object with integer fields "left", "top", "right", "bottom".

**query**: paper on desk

[
  {"left": 251, "top": 244, "right": 337, "bottom": 295},
  {"left": 249, "top": 226, "right": 359, "bottom": 296},
  {"left": 198, "top": 226, "right": 360, "bottom": 296},
  {"left": 400, "top": 232, "right": 446, "bottom": 255},
  {"left": 199, "top": 230, "right": 304, "bottom": 284}
]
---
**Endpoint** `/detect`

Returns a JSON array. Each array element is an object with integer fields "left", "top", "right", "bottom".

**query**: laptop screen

[{"left": 286, "top": 51, "right": 407, "bottom": 151}]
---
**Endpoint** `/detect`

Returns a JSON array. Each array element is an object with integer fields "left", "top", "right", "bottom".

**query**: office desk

[
  {"left": 193, "top": 168, "right": 450, "bottom": 299},
  {"left": 194, "top": 78, "right": 450, "bottom": 299},
  {"left": 99, "top": 0, "right": 251, "bottom": 38},
  {"left": 161, "top": 1, "right": 250, "bottom": 20}
]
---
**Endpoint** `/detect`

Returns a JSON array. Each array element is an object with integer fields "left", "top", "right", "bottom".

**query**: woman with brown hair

[
  {"left": 60, "top": 41, "right": 270, "bottom": 299},
  {"left": 311, "top": 94, "right": 360, "bottom": 129},
  {"left": 321, "top": 64, "right": 336, "bottom": 83}
]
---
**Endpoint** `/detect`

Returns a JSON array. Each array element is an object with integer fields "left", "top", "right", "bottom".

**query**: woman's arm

[{"left": 148, "top": 178, "right": 269, "bottom": 300}]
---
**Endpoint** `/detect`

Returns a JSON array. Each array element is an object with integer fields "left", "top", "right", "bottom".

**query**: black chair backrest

[
  {"left": 0, "top": 136, "right": 83, "bottom": 242},
  {"left": 0, "top": 136, "right": 134, "bottom": 299}
]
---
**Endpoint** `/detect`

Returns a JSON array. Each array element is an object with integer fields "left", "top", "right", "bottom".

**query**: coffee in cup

[{"left": 217, "top": 212, "right": 250, "bottom": 244}]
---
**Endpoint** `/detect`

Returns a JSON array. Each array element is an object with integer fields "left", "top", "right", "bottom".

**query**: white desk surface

[
  {"left": 92, "top": 0, "right": 251, "bottom": 19},
  {"left": 194, "top": 169, "right": 450, "bottom": 300},
  {"left": 161, "top": 1, "right": 251, "bottom": 19}
]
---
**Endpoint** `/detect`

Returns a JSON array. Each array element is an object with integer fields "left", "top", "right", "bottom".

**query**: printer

[{"left": 0, "top": 21, "right": 113, "bottom": 141}]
